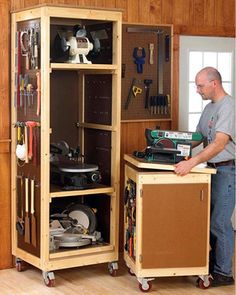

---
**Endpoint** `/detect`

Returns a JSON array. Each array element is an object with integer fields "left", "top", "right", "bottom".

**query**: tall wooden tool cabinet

[{"left": 11, "top": 5, "right": 122, "bottom": 286}]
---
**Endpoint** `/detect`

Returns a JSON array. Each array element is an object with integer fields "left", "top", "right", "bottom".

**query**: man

[{"left": 174, "top": 67, "right": 235, "bottom": 287}]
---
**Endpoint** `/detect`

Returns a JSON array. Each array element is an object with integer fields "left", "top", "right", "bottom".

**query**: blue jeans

[{"left": 210, "top": 165, "right": 235, "bottom": 277}]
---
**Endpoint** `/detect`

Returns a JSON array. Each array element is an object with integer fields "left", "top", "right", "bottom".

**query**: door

[{"left": 141, "top": 183, "right": 209, "bottom": 269}]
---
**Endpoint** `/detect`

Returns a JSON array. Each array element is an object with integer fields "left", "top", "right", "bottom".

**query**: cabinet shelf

[
  {"left": 50, "top": 63, "right": 118, "bottom": 72},
  {"left": 78, "top": 122, "right": 117, "bottom": 131},
  {"left": 50, "top": 184, "right": 114, "bottom": 198},
  {"left": 50, "top": 243, "right": 113, "bottom": 259}
]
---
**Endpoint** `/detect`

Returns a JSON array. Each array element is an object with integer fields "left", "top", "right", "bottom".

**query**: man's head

[{"left": 195, "top": 67, "right": 225, "bottom": 101}]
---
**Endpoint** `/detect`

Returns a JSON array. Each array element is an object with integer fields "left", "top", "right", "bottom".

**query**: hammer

[{"left": 26, "top": 121, "right": 38, "bottom": 160}]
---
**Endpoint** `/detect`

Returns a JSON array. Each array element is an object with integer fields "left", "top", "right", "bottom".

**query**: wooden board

[{"left": 124, "top": 154, "right": 216, "bottom": 174}]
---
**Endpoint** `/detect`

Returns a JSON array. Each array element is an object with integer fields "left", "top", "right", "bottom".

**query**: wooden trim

[
  {"left": 121, "top": 119, "right": 172, "bottom": 123},
  {"left": 0, "top": 141, "right": 11, "bottom": 153},
  {"left": 174, "top": 25, "right": 235, "bottom": 37},
  {"left": 124, "top": 154, "right": 216, "bottom": 175}
]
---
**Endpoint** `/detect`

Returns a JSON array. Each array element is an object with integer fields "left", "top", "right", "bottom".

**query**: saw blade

[{"left": 54, "top": 234, "right": 91, "bottom": 248}]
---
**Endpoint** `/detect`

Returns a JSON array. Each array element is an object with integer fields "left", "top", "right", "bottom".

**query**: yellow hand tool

[{"left": 132, "top": 86, "right": 142, "bottom": 97}]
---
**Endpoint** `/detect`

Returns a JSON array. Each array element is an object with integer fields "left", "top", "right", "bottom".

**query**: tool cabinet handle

[{"left": 200, "top": 190, "right": 204, "bottom": 201}]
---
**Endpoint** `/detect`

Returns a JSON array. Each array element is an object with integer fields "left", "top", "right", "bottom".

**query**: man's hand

[
  {"left": 174, "top": 132, "right": 230, "bottom": 176},
  {"left": 174, "top": 159, "right": 196, "bottom": 176}
]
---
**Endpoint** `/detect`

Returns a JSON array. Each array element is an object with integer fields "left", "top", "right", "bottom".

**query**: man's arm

[{"left": 174, "top": 132, "right": 230, "bottom": 176}]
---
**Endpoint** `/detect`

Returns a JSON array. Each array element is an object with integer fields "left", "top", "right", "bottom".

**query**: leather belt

[{"left": 207, "top": 159, "right": 235, "bottom": 168}]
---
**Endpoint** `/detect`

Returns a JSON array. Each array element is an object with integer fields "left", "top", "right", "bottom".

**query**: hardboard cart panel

[
  {"left": 122, "top": 24, "right": 172, "bottom": 121},
  {"left": 14, "top": 18, "right": 41, "bottom": 257}
]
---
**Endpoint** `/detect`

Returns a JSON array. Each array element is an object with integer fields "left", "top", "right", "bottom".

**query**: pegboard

[{"left": 121, "top": 24, "right": 172, "bottom": 121}]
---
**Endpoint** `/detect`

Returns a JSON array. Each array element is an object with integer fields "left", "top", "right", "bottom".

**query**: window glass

[
  {"left": 203, "top": 100, "right": 210, "bottom": 109},
  {"left": 189, "top": 52, "right": 202, "bottom": 80},
  {"left": 188, "top": 113, "right": 201, "bottom": 132},
  {"left": 203, "top": 52, "right": 217, "bottom": 68},
  {"left": 222, "top": 82, "right": 232, "bottom": 94},
  {"left": 189, "top": 83, "right": 202, "bottom": 112},
  {"left": 218, "top": 52, "right": 232, "bottom": 81}
]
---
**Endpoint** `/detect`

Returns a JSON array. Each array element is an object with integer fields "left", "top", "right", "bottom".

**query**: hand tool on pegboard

[
  {"left": 34, "top": 29, "right": 40, "bottom": 69},
  {"left": 14, "top": 32, "right": 19, "bottom": 108},
  {"left": 24, "top": 124, "right": 29, "bottom": 163},
  {"left": 31, "top": 179, "right": 37, "bottom": 247},
  {"left": 36, "top": 71, "right": 41, "bottom": 116},
  {"left": 24, "top": 177, "right": 30, "bottom": 244},
  {"left": 133, "top": 47, "right": 146, "bottom": 73},
  {"left": 26, "top": 121, "right": 39, "bottom": 160},
  {"left": 17, "top": 31, "right": 22, "bottom": 108},
  {"left": 125, "top": 79, "right": 143, "bottom": 109},
  {"left": 124, "top": 78, "right": 136, "bottom": 109},
  {"left": 165, "top": 35, "right": 170, "bottom": 62},
  {"left": 33, "top": 126, "right": 38, "bottom": 165},
  {"left": 149, "top": 43, "right": 154, "bottom": 65},
  {"left": 144, "top": 79, "right": 152, "bottom": 109},
  {"left": 16, "top": 175, "right": 24, "bottom": 236},
  {"left": 23, "top": 74, "right": 29, "bottom": 116},
  {"left": 20, "top": 30, "right": 30, "bottom": 70},
  {"left": 132, "top": 85, "right": 142, "bottom": 97},
  {"left": 157, "top": 33, "right": 164, "bottom": 95}
]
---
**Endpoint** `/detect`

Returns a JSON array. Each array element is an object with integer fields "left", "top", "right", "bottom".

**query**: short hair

[{"left": 198, "top": 67, "right": 222, "bottom": 83}]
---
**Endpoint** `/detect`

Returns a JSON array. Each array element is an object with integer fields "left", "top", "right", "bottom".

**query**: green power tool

[{"left": 144, "top": 128, "right": 203, "bottom": 163}]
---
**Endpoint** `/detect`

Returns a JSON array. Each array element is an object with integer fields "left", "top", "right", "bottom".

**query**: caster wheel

[
  {"left": 128, "top": 268, "right": 135, "bottom": 276},
  {"left": 109, "top": 268, "right": 117, "bottom": 277},
  {"left": 139, "top": 281, "right": 152, "bottom": 292},
  {"left": 15, "top": 258, "right": 25, "bottom": 272},
  {"left": 197, "top": 277, "right": 212, "bottom": 289},
  {"left": 43, "top": 271, "right": 56, "bottom": 287},
  {"left": 16, "top": 261, "right": 22, "bottom": 272},
  {"left": 45, "top": 278, "right": 56, "bottom": 287},
  {"left": 108, "top": 262, "right": 118, "bottom": 277}
]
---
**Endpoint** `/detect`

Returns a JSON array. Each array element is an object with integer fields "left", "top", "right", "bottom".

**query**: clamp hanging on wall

[{"left": 133, "top": 47, "right": 146, "bottom": 73}]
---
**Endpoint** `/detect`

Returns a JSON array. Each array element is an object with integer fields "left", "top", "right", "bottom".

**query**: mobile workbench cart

[
  {"left": 11, "top": 4, "right": 122, "bottom": 286},
  {"left": 124, "top": 154, "right": 216, "bottom": 292}
]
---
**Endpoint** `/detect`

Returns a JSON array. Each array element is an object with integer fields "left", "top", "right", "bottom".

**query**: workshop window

[
  {"left": 188, "top": 51, "right": 233, "bottom": 131},
  {"left": 179, "top": 36, "right": 235, "bottom": 133}
]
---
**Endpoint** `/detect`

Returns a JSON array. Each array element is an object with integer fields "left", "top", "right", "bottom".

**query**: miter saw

[
  {"left": 50, "top": 141, "right": 101, "bottom": 190},
  {"left": 49, "top": 203, "right": 102, "bottom": 250},
  {"left": 134, "top": 128, "right": 203, "bottom": 164}
]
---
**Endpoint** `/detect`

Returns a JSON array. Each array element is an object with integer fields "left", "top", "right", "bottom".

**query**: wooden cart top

[{"left": 124, "top": 154, "right": 216, "bottom": 174}]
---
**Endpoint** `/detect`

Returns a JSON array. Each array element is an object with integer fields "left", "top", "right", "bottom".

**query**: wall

[{"left": 0, "top": 0, "right": 234, "bottom": 269}]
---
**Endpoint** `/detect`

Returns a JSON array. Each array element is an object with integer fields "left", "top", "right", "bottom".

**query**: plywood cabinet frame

[{"left": 11, "top": 5, "right": 122, "bottom": 274}]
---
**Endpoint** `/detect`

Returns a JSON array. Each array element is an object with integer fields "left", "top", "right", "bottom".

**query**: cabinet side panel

[{"left": 141, "top": 183, "right": 209, "bottom": 268}]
